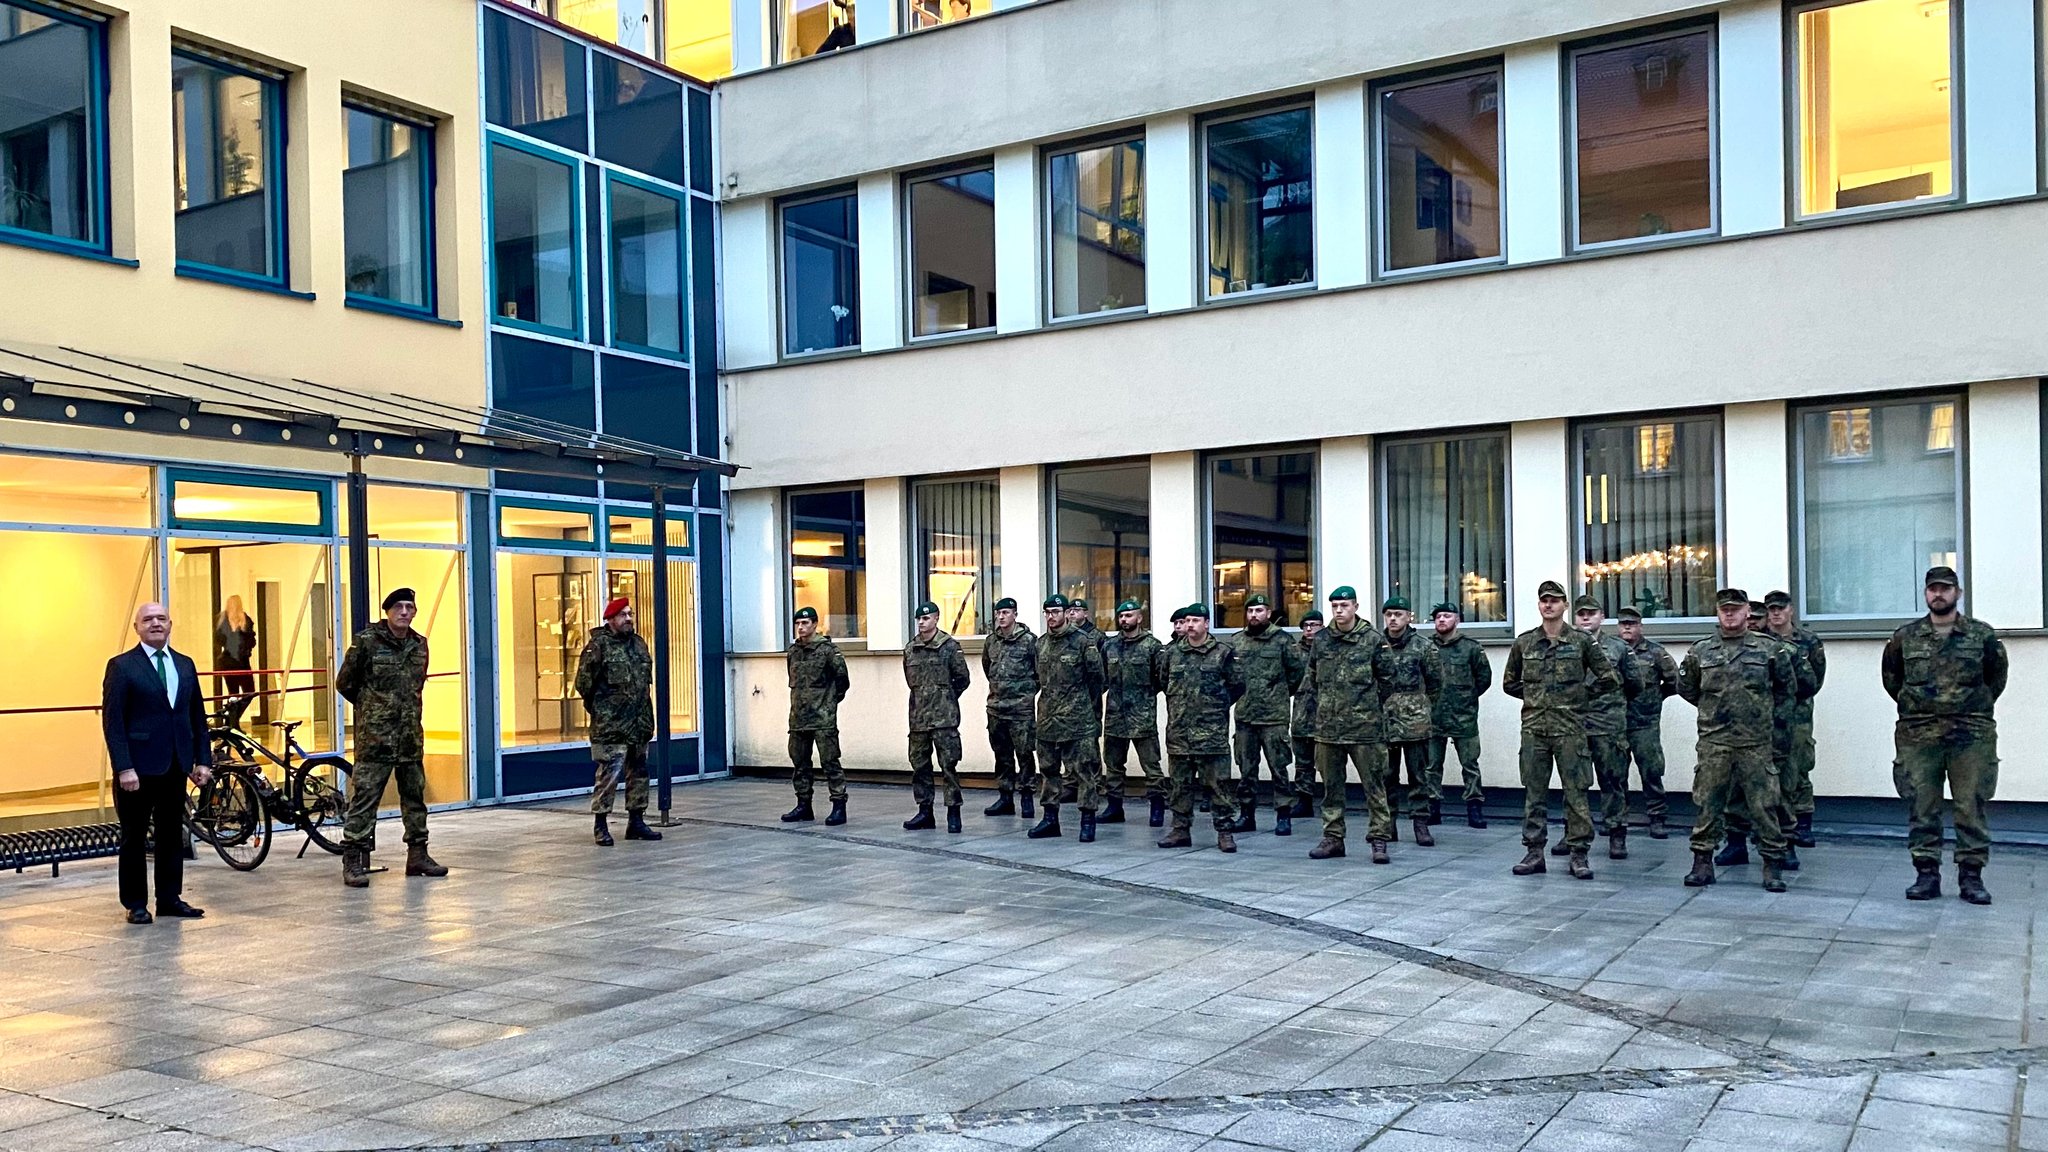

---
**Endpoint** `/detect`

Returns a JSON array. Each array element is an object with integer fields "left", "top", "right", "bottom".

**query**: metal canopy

[{"left": 0, "top": 340, "right": 736, "bottom": 484}]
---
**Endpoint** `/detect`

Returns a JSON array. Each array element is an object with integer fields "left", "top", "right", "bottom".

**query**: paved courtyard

[{"left": 1, "top": 777, "right": 2044, "bottom": 1152}]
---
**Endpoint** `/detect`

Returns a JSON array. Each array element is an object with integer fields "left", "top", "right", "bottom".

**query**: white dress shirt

[{"left": 138, "top": 642, "right": 178, "bottom": 707}]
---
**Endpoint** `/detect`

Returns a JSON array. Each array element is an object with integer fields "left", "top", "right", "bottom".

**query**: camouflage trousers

[
  {"left": 1785, "top": 719, "right": 1817, "bottom": 817},
  {"left": 1585, "top": 734, "right": 1631, "bottom": 834},
  {"left": 1233, "top": 723, "right": 1294, "bottom": 807},
  {"left": 1691, "top": 744, "right": 1787, "bottom": 861},
  {"left": 1038, "top": 738, "right": 1101, "bottom": 812},
  {"left": 1102, "top": 734, "right": 1165, "bottom": 800},
  {"left": 1898, "top": 735, "right": 1998, "bottom": 867},
  {"left": 341, "top": 756, "right": 429, "bottom": 852},
  {"left": 1725, "top": 751, "right": 1795, "bottom": 846},
  {"left": 1059, "top": 734, "right": 1103, "bottom": 796},
  {"left": 1291, "top": 734, "right": 1318, "bottom": 798},
  {"left": 788, "top": 730, "right": 847, "bottom": 802},
  {"left": 590, "top": 742, "right": 650, "bottom": 815},
  {"left": 1519, "top": 731, "right": 1592, "bottom": 853},
  {"left": 1316, "top": 741, "right": 1391, "bottom": 843},
  {"left": 909, "top": 727, "right": 964, "bottom": 808},
  {"left": 1624, "top": 727, "right": 1668, "bottom": 820},
  {"left": 1168, "top": 753, "right": 1238, "bottom": 831},
  {"left": 1427, "top": 732, "right": 1484, "bottom": 804},
  {"left": 987, "top": 714, "right": 1038, "bottom": 797},
  {"left": 1383, "top": 741, "right": 1431, "bottom": 820}
]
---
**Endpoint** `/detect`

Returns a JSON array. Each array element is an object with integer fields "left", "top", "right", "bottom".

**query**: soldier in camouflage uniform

[
  {"left": 1885, "top": 566, "right": 2007, "bottom": 905},
  {"left": 903, "top": 601, "right": 972, "bottom": 834},
  {"left": 1288, "top": 610, "right": 1324, "bottom": 823},
  {"left": 1053, "top": 599, "right": 1105, "bottom": 804},
  {"left": 1030, "top": 595, "right": 1105, "bottom": 841},
  {"left": 981, "top": 597, "right": 1039, "bottom": 818},
  {"left": 1503, "top": 580, "right": 1618, "bottom": 881},
  {"left": 1570, "top": 596, "right": 1640, "bottom": 861},
  {"left": 1616, "top": 606, "right": 1679, "bottom": 839},
  {"left": 1229, "top": 593, "right": 1305, "bottom": 835},
  {"left": 1427, "top": 601, "right": 1492, "bottom": 829},
  {"left": 337, "top": 588, "right": 444, "bottom": 887},
  {"left": 1101, "top": 599, "right": 1167, "bottom": 828},
  {"left": 1379, "top": 597, "right": 1443, "bottom": 847},
  {"left": 1171, "top": 606, "right": 1190, "bottom": 646},
  {"left": 576, "top": 596, "right": 662, "bottom": 847},
  {"left": 1765, "top": 590, "right": 1827, "bottom": 846},
  {"left": 1156, "top": 603, "right": 1244, "bottom": 853},
  {"left": 1720, "top": 601, "right": 1814, "bottom": 870},
  {"left": 1678, "top": 588, "right": 1796, "bottom": 892},
  {"left": 784, "top": 605, "right": 851, "bottom": 826},
  {"left": 1306, "top": 587, "right": 1395, "bottom": 863}
]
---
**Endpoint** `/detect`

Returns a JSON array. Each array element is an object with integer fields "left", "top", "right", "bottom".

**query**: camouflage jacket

[
  {"left": 1579, "top": 631, "right": 1640, "bottom": 737},
  {"left": 1679, "top": 630, "right": 1795, "bottom": 749},
  {"left": 1379, "top": 627, "right": 1443, "bottom": 744},
  {"left": 1162, "top": 635, "right": 1244, "bottom": 755},
  {"left": 1290, "top": 631, "right": 1319, "bottom": 740},
  {"left": 1623, "top": 636, "right": 1680, "bottom": 732},
  {"left": 785, "top": 634, "right": 850, "bottom": 732},
  {"left": 1229, "top": 623, "right": 1304, "bottom": 726},
  {"left": 1759, "top": 632, "right": 1816, "bottom": 756},
  {"left": 1771, "top": 626, "right": 1828, "bottom": 724},
  {"left": 903, "top": 629, "right": 970, "bottom": 732},
  {"left": 1882, "top": 615, "right": 2008, "bottom": 746},
  {"left": 981, "top": 624, "right": 1039, "bottom": 719},
  {"left": 1035, "top": 625, "right": 1105, "bottom": 742},
  {"left": 336, "top": 624, "right": 428, "bottom": 762},
  {"left": 1429, "top": 632, "right": 1491, "bottom": 740},
  {"left": 1303, "top": 620, "right": 1392, "bottom": 746},
  {"left": 1502, "top": 624, "right": 1620, "bottom": 739},
  {"left": 1101, "top": 630, "right": 1164, "bottom": 738},
  {"left": 574, "top": 626, "right": 654, "bottom": 746}
]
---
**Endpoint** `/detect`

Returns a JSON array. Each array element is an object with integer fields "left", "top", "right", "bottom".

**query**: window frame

[
  {"left": 600, "top": 502, "right": 695, "bottom": 556},
  {"left": 486, "top": 130, "right": 587, "bottom": 341},
  {"left": 1202, "top": 443, "right": 1319, "bottom": 631},
  {"left": 170, "top": 46, "right": 290, "bottom": 290},
  {"left": 1371, "top": 60, "right": 1507, "bottom": 280},
  {"left": 495, "top": 496, "right": 601, "bottom": 551},
  {"left": 1375, "top": 427, "right": 1515, "bottom": 633},
  {"left": 1045, "top": 458, "right": 1152, "bottom": 628},
  {"left": 601, "top": 168, "right": 689, "bottom": 362},
  {"left": 1570, "top": 409, "right": 1726, "bottom": 624},
  {"left": 785, "top": 483, "right": 868, "bottom": 643},
  {"left": 776, "top": 185, "right": 862, "bottom": 360},
  {"left": 340, "top": 99, "right": 440, "bottom": 318},
  {"left": 1200, "top": 101, "right": 1317, "bottom": 304},
  {"left": 0, "top": 0, "right": 111, "bottom": 259},
  {"left": 908, "top": 472, "right": 1001, "bottom": 638},
  {"left": 1785, "top": 0, "right": 1964, "bottom": 224},
  {"left": 1041, "top": 131, "right": 1148, "bottom": 324},
  {"left": 901, "top": 160, "right": 998, "bottom": 343},
  {"left": 1565, "top": 19, "right": 1721, "bottom": 254},
  {"left": 164, "top": 469, "right": 333, "bottom": 537}
]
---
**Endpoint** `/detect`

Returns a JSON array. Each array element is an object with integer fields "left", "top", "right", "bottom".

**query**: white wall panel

[
  {"left": 1967, "top": 379, "right": 2044, "bottom": 628},
  {"left": 1503, "top": 43, "right": 1564, "bottom": 265},
  {"left": 1510, "top": 419, "right": 1568, "bottom": 630},
  {"left": 864, "top": 476, "right": 908, "bottom": 648},
  {"left": 1313, "top": 82, "right": 1370, "bottom": 291},
  {"left": 856, "top": 173, "right": 904, "bottom": 352},
  {"left": 998, "top": 464, "right": 1046, "bottom": 612},
  {"left": 1143, "top": 114, "right": 1196, "bottom": 314},
  {"left": 720, "top": 197, "right": 778, "bottom": 370},
  {"left": 1962, "top": 0, "right": 2042, "bottom": 203},
  {"left": 729, "top": 487, "right": 783, "bottom": 653},
  {"left": 1318, "top": 436, "right": 1374, "bottom": 595},
  {"left": 1149, "top": 451, "right": 1201, "bottom": 638},
  {"left": 993, "top": 146, "right": 1043, "bottom": 333},
  {"left": 1723, "top": 401, "right": 1791, "bottom": 598},
  {"left": 1718, "top": 0, "right": 1787, "bottom": 237}
]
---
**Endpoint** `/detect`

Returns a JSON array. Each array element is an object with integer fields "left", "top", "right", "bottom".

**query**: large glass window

[
  {"left": 340, "top": 539, "right": 469, "bottom": 804},
  {"left": 169, "top": 538, "right": 336, "bottom": 754},
  {"left": 343, "top": 105, "right": 433, "bottom": 312},
  {"left": 907, "top": 165, "right": 996, "bottom": 338},
  {"left": 171, "top": 51, "right": 283, "bottom": 282},
  {"left": 1382, "top": 434, "right": 1509, "bottom": 625},
  {"left": 1577, "top": 415, "right": 1721, "bottom": 619},
  {"left": 781, "top": 190, "right": 860, "bottom": 356},
  {"left": 1209, "top": 450, "right": 1314, "bottom": 628},
  {"left": 605, "top": 555, "right": 699, "bottom": 735},
  {"left": 608, "top": 176, "right": 685, "bottom": 356},
  {"left": 665, "top": 0, "right": 734, "bottom": 80},
  {"left": 484, "top": 8, "right": 589, "bottom": 152},
  {"left": 0, "top": 454, "right": 151, "bottom": 527},
  {"left": 1048, "top": 137, "right": 1145, "bottom": 319},
  {"left": 912, "top": 476, "right": 999, "bottom": 636},
  {"left": 1797, "top": 396, "right": 1961, "bottom": 617},
  {"left": 790, "top": 487, "right": 865, "bottom": 639},
  {"left": 907, "top": 0, "right": 990, "bottom": 31},
  {"left": 497, "top": 550, "right": 597, "bottom": 746},
  {"left": 1053, "top": 464, "right": 1149, "bottom": 632},
  {"left": 779, "top": 0, "right": 856, "bottom": 61},
  {"left": 1204, "top": 107, "right": 1313, "bottom": 299},
  {"left": 594, "top": 53, "right": 684, "bottom": 185},
  {"left": 0, "top": 2, "right": 104, "bottom": 251},
  {"left": 1570, "top": 27, "right": 1714, "bottom": 248},
  {"left": 1795, "top": 0, "right": 1955, "bottom": 217},
  {"left": 1378, "top": 67, "right": 1502, "bottom": 274},
  {"left": 491, "top": 141, "right": 580, "bottom": 335}
]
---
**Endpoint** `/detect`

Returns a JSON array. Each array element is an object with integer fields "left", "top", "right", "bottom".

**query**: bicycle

[{"left": 186, "top": 715, "right": 354, "bottom": 872}]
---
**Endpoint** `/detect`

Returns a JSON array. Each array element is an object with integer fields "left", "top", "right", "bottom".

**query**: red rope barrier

[{"left": 0, "top": 671, "right": 460, "bottom": 717}]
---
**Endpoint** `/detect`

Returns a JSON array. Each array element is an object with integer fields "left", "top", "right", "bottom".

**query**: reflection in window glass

[
  {"left": 497, "top": 552, "right": 596, "bottom": 746},
  {"left": 1578, "top": 416, "right": 1720, "bottom": 618},
  {"left": 1049, "top": 139, "right": 1145, "bottom": 319},
  {"left": 343, "top": 107, "right": 433, "bottom": 309},
  {"left": 907, "top": 167, "right": 996, "bottom": 337},
  {"left": 1053, "top": 465, "right": 1150, "bottom": 632},
  {"left": 782, "top": 192, "right": 860, "bottom": 355},
  {"left": 780, "top": 0, "right": 855, "bottom": 61},
  {"left": 0, "top": 455, "right": 151, "bottom": 528},
  {"left": 342, "top": 545, "right": 468, "bottom": 804},
  {"left": 172, "top": 481, "right": 324, "bottom": 528},
  {"left": 604, "top": 558, "right": 699, "bottom": 734},
  {"left": 1380, "top": 70, "right": 1502, "bottom": 272},
  {"left": 1209, "top": 451, "right": 1314, "bottom": 629},
  {"left": 1799, "top": 396, "right": 1961, "bottom": 616},
  {"left": 1383, "top": 436, "right": 1509, "bottom": 624},
  {"left": 606, "top": 511, "right": 690, "bottom": 550},
  {"left": 907, "top": 0, "right": 990, "bottom": 31},
  {"left": 554, "top": 0, "right": 623, "bottom": 46},
  {"left": 1205, "top": 108, "right": 1313, "bottom": 297},
  {"left": 492, "top": 332, "right": 598, "bottom": 436},
  {"left": 1796, "top": 0, "right": 1954, "bottom": 215},
  {"left": 0, "top": 3, "right": 100, "bottom": 247},
  {"left": 913, "top": 477, "right": 998, "bottom": 636},
  {"left": 790, "top": 488, "right": 866, "bottom": 638},
  {"left": 594, "top": 54, "right": 684, "bottom": 185},
  {"left": 1573, "top": 28, "right": 1714, "bottom": 246},
  {"left": 666, "top": 0, "right": 734, "bottom": 79},
  {"left": 483, "top": 9, "right": 588, "bottom": 151},
  {"left": 491, "top": 143, "right": 579, "bottom": 333},
  {"left": 171, "top": 52, "right": 280, "bottom": 278},
  {"left": 599, "top": 354, "right": 692, "bottom": 449},
  {"left": 609, "top": 180, "right": 685, "bottom": 354}
]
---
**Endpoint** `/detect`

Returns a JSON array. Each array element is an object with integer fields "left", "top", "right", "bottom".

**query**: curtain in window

[
  {"left": 1800, "top": 398, "right": 1960, "bottom": 616},
  {"left": 1384, "top": 435, "right": 1508, "bottom": 622},
  {"left": 914, "top": 478, "right": 1000, "bottom": 636},
  {"left": 1578, "top": 417, "right": 1719, "bottom": 617}
]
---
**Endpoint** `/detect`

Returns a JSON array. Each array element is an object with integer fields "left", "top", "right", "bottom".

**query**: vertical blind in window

[
  {"left": 1383, "top": 435, "right": 1509, "bottom": 623},
  {"left": 1578, "top": 416, "right": 1720, "bottom": 618},
  {"left": 913, "top": 477, "right": 1000, "bottom": 636}
]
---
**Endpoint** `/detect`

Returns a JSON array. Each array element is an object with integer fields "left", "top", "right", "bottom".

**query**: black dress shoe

[
  {"left": 126, "top": 908, "right": 153, "bottom": 925},
  {"left": 156, "top": 901, "right": 204, "bottom": 919}
]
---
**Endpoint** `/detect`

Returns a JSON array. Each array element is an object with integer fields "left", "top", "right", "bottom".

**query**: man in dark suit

[{"left": 102, "top": 602, "right": 213, "bottom": 924}]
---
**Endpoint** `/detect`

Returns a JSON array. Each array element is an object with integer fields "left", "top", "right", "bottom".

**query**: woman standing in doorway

[{"left": 214, "top": 596, "right": 258, "bottom": 729}]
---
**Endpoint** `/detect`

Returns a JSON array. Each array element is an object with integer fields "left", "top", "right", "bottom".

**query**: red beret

[{"left": 603, "top": 596, "right": 631, "bottom": 619}]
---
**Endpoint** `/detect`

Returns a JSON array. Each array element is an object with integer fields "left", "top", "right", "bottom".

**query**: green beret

[
  {"left": 1245, "top": 594, "right": 1270, "bottom": 608},
  {"left": 1382, "top": 595, "right": 1411, "bottom": 612},
  {"left": 1299, "top": 609, "right": 1324, "bottom": 624},
  {"left": 1043, "top": 594, "right": 1068, "bottom": 610},
  {"left": 1327, "top": 585, "right": 1357, "bottom": 602},
  {"left": 1572, "top": 595, "right": 1601, "bottom": 613},
  {"left": 1925, "top": 565, "right": 1959, "bottom": 588},
  {"left": 793, "top": 606, "right": 818, "bottom": 623},
  {"left": 1763, "top": 590, "right": 1791, "bottom": 608},
  {"left": 1067, "top": 597, "right": 1088, "bottom": 610},
  {"left": 1537, "top": 580, "right": 1568, "bottom": 600},
  {"left": 1169, "top": 605, "right": 1187, "bottom": 622},
  {"left": 1184, "top": 602, "right": 1211, "bottom": 620},
  {"left": 913, "top": 600, "right": 939, "bottom": 617},
  {"left": 1115, "top": 598, "right": 1141, "bottom": 614},
  {"left": 993, "top": 597, "right": 1017, "bottom": 612},
  {"left": 1715, "top": 587, "right": 1749, "bottom": 607},
  {"left": 1616, "top": 606, "right": 1642, "bottom": 622},
  {"left": 1430, "top": 601, "right": 1460, "bottom": 617}
]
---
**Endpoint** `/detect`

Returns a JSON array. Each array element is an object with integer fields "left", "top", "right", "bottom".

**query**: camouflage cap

[
  {"left": 993, "top": 597, "right": 1017, "bottom": 612},
  {"left": 1042, "top": 594, "right": 1068, "bottom": 610},
  {"left": 1382, "top": 595, "right": 1411, "bottom": 612},
  {"left": 1115, "top": 598, "right": 1142, "bottom": 614},
  {"left": 913, "top": 600, "right": 939, "bottom": 617},
  {"left": 1430, "top": 601, "right": 1460, "bottom": 617},
  {"left": 793, "top": 606, "right": 818, "bottom": 623},
  {"left": 1299, "top": 609, "right": 1325, "bottom": 623},
  {"left": 1616, "top": 606, "right": 1642, "bottom": 622},
  {"left": 1748, "top": 601, "right": 1766, "bottom": 615},
  {"left": 1245, "top": 594, "right": 1270, "bottom": 608},
  {"left": 1715, "top": 587, "right": 1749, "bottom": 607},
  {"left": 1572, "top": 595, "right": 1602, "bottom": 613},
  {"left": 1925, "top": 565, "right": 1960, "bottom": 588},
  {"left": 1184, "top": 602, "right": 1211, "bottom": 619},
  {"left": 1537, "top": 580, "right": 1568, "bottom": 600},
  {"left": 1763, "top": 590, "right": 1792, "bottom": 608},
  {"left": 1328, "top": 585, "right": 1357, "bottom": 602}
]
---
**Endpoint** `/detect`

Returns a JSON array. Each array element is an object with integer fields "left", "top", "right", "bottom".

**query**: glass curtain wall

[
  {"left": 1577, "top": 416, "right": 1721, "bottom": 618},
  {"left": 1797, "top": 396, "right": 1961, "bottom": 617},
  {"left": 1052, "top": 464, "right": 1149, "bottom": 630},
  {"left": 1382, "top": 434, "right": 1509, "bottom": 624},
  {"left": 1209, "top": 450, "right": 1314, "bottom": 628}
]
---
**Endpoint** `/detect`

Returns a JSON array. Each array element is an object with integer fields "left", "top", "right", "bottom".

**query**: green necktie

[{"left": 154, "top": 649, "right": 171, "bottom": 702}]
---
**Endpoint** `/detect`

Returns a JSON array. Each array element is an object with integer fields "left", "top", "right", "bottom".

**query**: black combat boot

[
  {"left": 1905, "top": 858, "right": 1942, "bottom": 900},
  {"left": 406, "top": 843, "right": 448, "bottom": 877},
  {"left": 1148, "top": 795, "right": 1166, "bottom": 828},
  {"left": 1216, "top": 829, "right": 1237, "bottom": 854},
  {"left": 625, "top": 811, "right": 663, "bottom": 840},
  {"left": 1058, "top": 784, "right": 1077, "bottom": 805},
  {"left": 781, "top": 799, "right": 815, "bottom": 823},
  {"left": 1021, "top": 791, "right": 1036, "bottom": 820},
  {"left": 1274, "top": 810, "right": 1293, "bottom": 837},
  {"left": 1027, "top": 806, "right": 1062, "bottom": 839},
  {"left": 1607, "top": 828, "right": 1627, "bottom": 860},
  {"left": 1292, "top": 795, "right": 1315, "bottom": 819},
  {"left": 594, "top": 815, "right": 614, "bottom": 847},
  {"left": 1761, "top": 858, "right": 1787, "bottom": 893},
  {"left": 1466, "top": 800, "right": 1488, "bottom": 829},
  {"left": 1683, "top": 850, "right": 1716, "bottom": 887},
  {"left": 1079, "top": 809, "right": 1097, "bottom": 844},
  {"left": 1512, "top": 846, "right": 1546, "bottom": 876},
  {"left": 1412, "top": 817, "right": 1435, "bottom": 847},
  {"left": 1714, "top": 834, "right": 1749, "bottom": 867},
  {"left": 1100, "top": 796, "right": 1126, "bottom": 824},
  {"left": 983, "top": 792, "right": 1015, "bottom": 817},
  {"left": 1779, "top": 843, "right": 1799, "bottom": 871},
  {"left": 1157, "top": 821, "right": 1192, "bottom": 849},
  {"left": 1428, "top": 798, "right": 1443, "bottom": 826},
  {"left": 1232, "top": 804, "right": 1257, "bottom": 835},
  {"left": 1793, "top": 813, "right": 1816, "bottom": 848},
  {"left": 903, "top": 804, "right": 936, "bottom": 831},
  {"left": 1957, "top": 864, "right": 1992, "bottom": 905},
  {"left": 946, "top": 805, "right": 961, "bottom": 834},
  {"left": 1567, "top": 851, "right": 1594, "bottom": 881},
  {"left": 343, "top": 846, "right": 369, "bottom": 888},
  {"left": 825, "top": 798, "right": 847, "bottom": 827},
  {"left": 1647, "top": 816, "right": 1668, "bottom": 840},
  {"left": 1308, "top": 836, "right": 1345, "bottom": 860},
  {"left": 1369, "top": 840, "right": 1390, "bottom": 865}
]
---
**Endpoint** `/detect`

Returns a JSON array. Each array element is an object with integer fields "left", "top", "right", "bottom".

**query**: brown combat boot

[
  {"left": 1567, "top": 851, "right": 1594, "bottom": 880},
  {"left": 1512, "top": 846, "right": 1546, "bottom": 876},
  {"left": 1156, "top": 822, "right": 1193, "bottom": 849},
  {"left": 1216, "top": 830, "right": 1237, "bottom": 854},
  {"left": 1411, "top": 817, "right": 1435, "bottom": 847},
  {"left": 406, "top": 843, "right": 449, "bottom": 877},
  {"left": 1608, "top": 828, "right": 1628, "bottom": 860},
  {"left": 342, "top": 846, "right": 369, "bottom": 888},
  {"left": 1369, "top": 840, "right": 1390, "bottom": 865},
  {"left": 1683, "top": 851, "right": 1715, "bottom": 887},
  {"left": 1307, "top": 836, "right": 1345, "bottom": 860}
]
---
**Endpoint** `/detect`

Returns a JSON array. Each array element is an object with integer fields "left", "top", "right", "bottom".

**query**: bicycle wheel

[
  {"left": 197, "top": 771, "right": 271, "bottom": 872},
  {"left": 293, "top": 755, "right": 352, "bottom": 855}
]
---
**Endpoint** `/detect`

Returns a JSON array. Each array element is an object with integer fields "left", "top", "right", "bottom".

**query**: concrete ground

[{"left": 0, "top": 777, "right": 2042, "bottom": 1152}]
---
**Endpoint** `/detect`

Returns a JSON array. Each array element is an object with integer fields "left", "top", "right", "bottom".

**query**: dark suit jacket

[{"left": 102, "top": 645, "right": 213, "bottom": 777}]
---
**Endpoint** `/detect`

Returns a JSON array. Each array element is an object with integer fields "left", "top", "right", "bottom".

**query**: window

[
  {"left": 1209, "top": 450, "right": 1314, "bottom": 628},
  {"left": 1797, "top": 395, "right": 1962, "bottom": 617},
  {"left": 1378, "top": 67, "right": 1503, "bottom": 274},
  {"left": 607, "top": 176, "right": 685, "bottom": 356},
  {"left": 484, "top": 8, "right": 588, "bottom": 151},
  {"left": 907, "top": 0, "right": 990, "bottom": 31},
  {"left": 1052, "top": 464, "right": 1149, "bottom": 631},
  {"left": 1048, "top": 137, "right": 1145, "bottom": 319},
  {"left": 493, "top": 331, "right": 597, "bottom": 433},
  {"left": 912, "top": 476, "right": 999, "bottom": 636},
  {"left": 339, "top": 518, "right": 469, "bottom": 803},
  {"left": 906, "top": 165, "right": 996, "bottom": 338},
  {"left": 168, "top": 475, "right": 329, "bottom": 534},
  {"left": 1577, "top": 415, "right": 1721, "bottom": 618},
  {"left": 594, "top": 53, "right": 684, "bottom": 185},
  {"left": 171, "top": 50, "right": 284, "bottom": 282},
  {"left": 499, "top": 501, "right": 597, "bottom": 545},
  {"left": 342, "top": 105, "right": 434, "bottom": 312},
  {"left": 490, "top": 140, "right": 580, "bottom": 335},
  {"left": 1382, "top": 434, "right": 1509, "bottom": 625},
  {"left": 0, "top": 454, "right": 151, "bottom": 528},
  {"left": 339, "top": 484, "right": 462, "bottom": 545},
  {"left": 0, "top": 1, "right": 105, "bottom": 252},
  {"left": 779, "top": 0, "right": 855, "bottom": 61},
  {"left": 600, "top": 353, "right": 691, "bottom": 449},
  {"left": 1205, "top": 106, "right": 1313, "bottom": 298},
  {"left": 665, "top": 0, "right": 734, "bottom": 79},
  {"left": 1794, "top": 0, "right": 1955, "bottom": 217},
  {"left": 781, "top": 190, "right": 860, "bottom": 355},
  {"left": 789, "top": 487, "right": 865, "bottom": 638},
  {"left": 1570, "top": 26, "right": 1715, "bottom": 248},
  {"left": 497, "top": 550, "right": 597, "bottom": 745}
]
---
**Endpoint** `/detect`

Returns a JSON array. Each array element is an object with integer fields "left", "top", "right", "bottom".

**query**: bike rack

[{"left": 0, "top": 824, "right": 123, "bottom": 876}]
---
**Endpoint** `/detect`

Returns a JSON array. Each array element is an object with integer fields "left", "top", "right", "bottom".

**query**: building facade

[{"left": 715, "top": 0, "right": 2048, "bottom": 803}]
